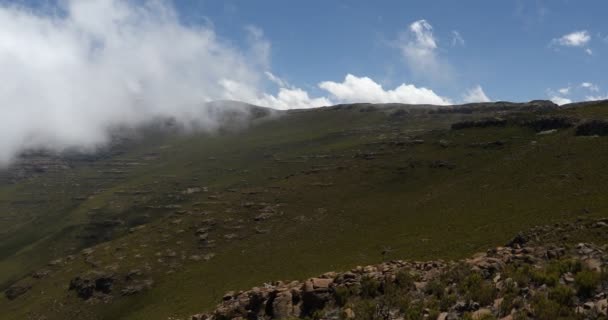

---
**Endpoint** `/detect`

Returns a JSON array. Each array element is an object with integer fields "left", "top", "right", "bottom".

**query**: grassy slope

[{"left": 1, "top": 103, "right": 608, "bottom": 319}]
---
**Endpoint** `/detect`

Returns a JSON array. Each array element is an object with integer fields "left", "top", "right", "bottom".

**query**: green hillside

[{"left": 2, "top": 101, "right": 608, "bottom": 319}]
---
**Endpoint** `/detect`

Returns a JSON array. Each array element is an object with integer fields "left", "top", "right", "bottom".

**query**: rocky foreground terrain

[{"left": 193, "top": 218, "right": 608, "bottom": 320}]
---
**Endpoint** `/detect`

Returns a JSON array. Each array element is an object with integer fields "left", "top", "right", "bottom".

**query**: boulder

[
  {"left": 69, "top": 272, "right": 115, "bottom": 299},
  {"left": 4, "top": 284, "right": 31, "bottom": 300},
  {"left": 272, "top": 290, "right": 293, "bottom": 318}
]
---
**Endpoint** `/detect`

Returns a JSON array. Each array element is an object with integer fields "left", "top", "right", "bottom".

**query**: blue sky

[
  {"left": 169, "top": 0, "right": 608, "bottom": 104},
  {"left": 1, "top": 0, "right": 607, "bottom": 109}
]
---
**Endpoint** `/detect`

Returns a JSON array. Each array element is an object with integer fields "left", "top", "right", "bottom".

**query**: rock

[
  {"left": 596, "top": 299, "right": 607, "bottom": 315},
  {"left": 272, "top": 290, "right": 293, "bottom": 318},
  {"left": 343, "top": 307, "right": 355, "bottom": 319},
  {"left": 69, "top": 272, "right": 115, "bottom": 300},
  {"left": 583, "top": 258, "right": 602, "bottom": 272},
  {"left": 494, "top": 297, "right": 504, "bottom": 310},
  {"left": 32, "top": 270, "right": 50, "bottom": 279},
  {"left": 121, "top": 280, "right": 154, "bottom": 296},
  {"left": 311, "top": 278, "right": 332, "bottom": 289},
  {"left": 4, "top": 284, "right": 31, "bottom": 300},
  {"left": 472, "top": 308, "right": 492, "bottom": 319},
  {"left": 437, "top": 312, "right": 449, "bottom": 320},
  {"left": 583, "top": 301, "right": 595, "bottom": 310},
  {"left": 414, "top": 281, "right": 428, "bottom": 290},
  {"left": 224, "top": 233, "right": 237, "bottom": 240},
  {"left": 576, "top": 120, "right": 608, "bottom": 136},
  {"left": 537, "top": 129, "right": 557, "bottom": 135},
  {"left": 223, "top": 291, "right": 235, "bottom": 301},
  {"left": 451, "top": 118, "right": 507, "bottom": 130},
  {"left": 506, "top": 233, "right": 528, "bottom": 248}
]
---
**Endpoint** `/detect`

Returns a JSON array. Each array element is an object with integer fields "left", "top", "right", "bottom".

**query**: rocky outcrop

[
  {"left": 4, "top": 284, "right": 31, "bottom": 300},
  {"left": 451, "top": 118, "right": 507, "bottom": 130},
  {"left": 575, "top": 120, "right": 608, "bottom": 136},
  {"left": 69, "top": 271, "right": 115, "bottom": 300},
  {"left": 524, "top": 116, "right": 577, "bottom": 132},
  {"left": 193, "top": 218, "right": 608, "bottom": 320}
]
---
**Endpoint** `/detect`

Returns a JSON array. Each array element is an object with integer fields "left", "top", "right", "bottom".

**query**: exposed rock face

[
  {"left": 575, "top": 120, "right": 608, "bottom": 136},
  {"left": 193, "top": 218, "right": 608, "bottom": 320},
  {"left": 451, "top": 118, "right": 507, "bottom": 130},
  {"left": 4, "top": 284, "right": 31, "bottom": 300},
  {"left": 524, "top": 116, "right": 577, "bottom": 132},
  {"left": 69, "top": 272, "right": 115, "bottom": 300}
]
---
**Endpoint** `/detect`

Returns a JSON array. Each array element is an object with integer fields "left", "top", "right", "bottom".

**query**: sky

[
  {"left": 0, "top": 0, "right": 606, "bottom": 163},
  {"left": 178, "top": 0, "right": 607, "bottom": 105}
]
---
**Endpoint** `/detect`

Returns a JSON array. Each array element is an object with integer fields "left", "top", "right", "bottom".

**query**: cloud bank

[
  {"left": 0, "top": 0, "right": 270, "bottom": 165},
  {"left": 0, "top": 4, "right": 490, "bottom": 166},
  {"left": 318, "top": 74, "right": 451, "bottom": 105}
]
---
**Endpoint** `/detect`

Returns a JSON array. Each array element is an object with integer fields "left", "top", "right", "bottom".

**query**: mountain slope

[{"left": 2, "top": 100, "right": 608, "bottom": 319}]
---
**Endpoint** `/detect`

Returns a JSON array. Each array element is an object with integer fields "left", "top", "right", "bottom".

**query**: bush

[
  {"left": 394, "top": 270, "right": 415, "bottom": 290},
  {"left": 531, "top": 295, "right": 577, "bottom": 320},
  {"left": 360, "top": 276, "right": 382, "bottom": 299},
  {"left": 459, "top": 273, "right": 496, "bottom": 306},
  {"left": 548, "top": 285, "right": 575, "bottom": 306},
  {"left": 575, "top": 270, "right": 600, "bottom": 298},
  {"left": 353, "top": 300, "right": 377, "bottom": 320},
  {"left": 333, "top": 286, "right": 355, "bottom": 307}
]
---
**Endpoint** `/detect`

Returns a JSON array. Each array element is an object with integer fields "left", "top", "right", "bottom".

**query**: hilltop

[{"left": 2, "top": 99, "right": 608, "bottom": 319}]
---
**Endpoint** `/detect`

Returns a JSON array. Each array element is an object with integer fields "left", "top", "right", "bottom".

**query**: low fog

[
  {"left": 0, "top": 0, "right": 268, "bottom": 165},
  {"left": 0, "top": 0, "right": 494, "bottom": 166}
]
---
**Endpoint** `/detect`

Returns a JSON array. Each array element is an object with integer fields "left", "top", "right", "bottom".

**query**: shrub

[
  {"left": 333, "top": 286, "right": 355, "bottom": 307},
  {"left": 459, "top": 273, "right": 496, "bottom": 306},
  {"left": 548, "top": 285, "right": 575, "bottom": 306},
  {"left": 394, "top": 270, "right": 415, "bottom": 290},
  {"left": 353, "top": 300, "right": 377, "bottom": 320},
  {"left": 531, "top": 295, "right": 577, "bottom": 320},
  {"left": 575, "top": 270, "right": 600, "bottom": 298},
  {"left": 360, "top": 276, "right": 382, "bottom": 299}
]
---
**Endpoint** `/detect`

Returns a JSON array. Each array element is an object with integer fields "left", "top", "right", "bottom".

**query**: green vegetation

[{"left": 1, "top": 102, "right": 608, "bottom": 319}]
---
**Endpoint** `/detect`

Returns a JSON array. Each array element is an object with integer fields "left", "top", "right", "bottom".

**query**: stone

[
  {"left": 436, "top": 312, "right": 449, "bottom": 320},
  {"left": 69, "top": 272, "right": 115, "bottom": 300},
  {"left": 596, "top": 299, "right": 607, "bottom": 316},
  {"left": 4, "top": 284, "right": 31, "bottom": 300},
  {"left": 583, "top": 258, "right": 602, "bottom": 272},
  {"left": 272, "top": 290, "right": 293, "bottom": 318},
  {"left": 311, "top": 278, "right": 332, "bottom": 289},
  {"left": 414, "top": 281, "right": 428, "bottom": 290},
  {"left": 472, "top": 308, "right": 492, "bottom": 319},
  {"left": 343, "top": 308, "right": 355, "bottom": 319}
]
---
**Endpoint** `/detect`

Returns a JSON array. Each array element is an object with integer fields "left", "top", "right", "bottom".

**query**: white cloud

[
  {"left": 558, "top": 87, "right": 571, "bottom": 95},
  {"left": 256, "top": 88, "right": 332, "bottom": 110},
  {"left": 550, "top": 96, "right": 572, "bottom": 105},
  {"left": 586, "top": 95, "right": 608, "bottom": 101},
  {"left": 554, "top": 30, "right": 591, "bottom": 47},
  {"left": 462, "top": 85, "right": 491, "bottom": 103},
  {"left": 264, "top": 71, "right": 289, "bottom": 88},
  {"left": 581, "top": 82, "right": 599, "bottom": 92},
  {"left": 451, "top": 30, "right": 465, "bottom": 47},
  {"left": 585, "top": 48, "right": 593, "bottom": 55},
  {"left": 245, "top": 25, "right": 271, "bottom": 68},
  {"left": 398, "top": 19, "right": 451, "bottom": 81},
  {"left": 0, "top": 0, "right": 268, "bottom": 165},
  {"left": 318, "top": 74, "right": 451, "bottom": 105}
]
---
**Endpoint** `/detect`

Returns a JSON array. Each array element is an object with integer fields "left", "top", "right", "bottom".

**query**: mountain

[{"left": 2, "top": 99, "right": 608, "bottom": 319}]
